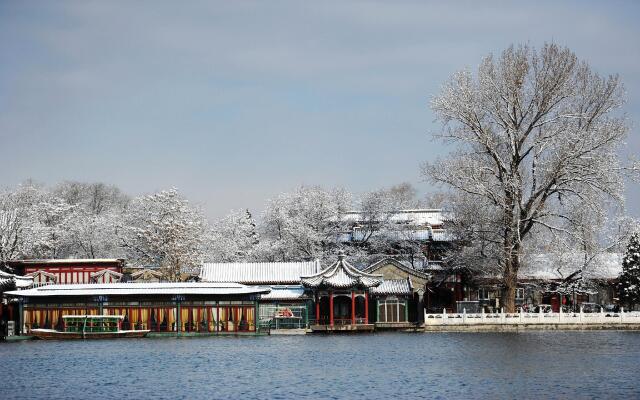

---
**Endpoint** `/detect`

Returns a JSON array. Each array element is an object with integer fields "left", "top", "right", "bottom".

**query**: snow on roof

[
  {"left": 370, "top": 278, "right": 413, "bottom": 295},
  {"left": 260, "top": 285, "right": 308, "bottom": 301},
  {"left": 301, "top": 252, "right": 383, "bottom": 289},
  {"left": 90, "top": 269, "right": 123, "bottom": 278},
  {"left": 5, "top": 282, "right": 271, "bottom": 297},
  {"left": 519, "top": 253, "right": 622, "bottom": 281},
  {"left": 342, "top": 209, "right": 445, "bottom": 226},
  {"left": 9, "top": 259, "right": 124, "bottom": 265},
  {"left": 0, "top": 269, "right": 33, "bottom": 289},
  {"left": 200, "top": 260, "right": 321, "bottom": 284},
  {"left": 130, "top": 268, "right": 163, "bottom": 279}
]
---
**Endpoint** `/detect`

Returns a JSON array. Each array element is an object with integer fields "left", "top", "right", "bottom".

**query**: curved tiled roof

[
  {"left": 370, "top": 278, "right": 413, "bottom": 295},
  {"left": 0, "top": 269, "right": 33, "bottom": 290},
  {"left": 301, "top": 252, "right": 383, "bottom": 289}
]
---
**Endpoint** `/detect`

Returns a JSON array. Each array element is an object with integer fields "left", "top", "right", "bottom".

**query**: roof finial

[{"left": 338, "top": 250, "right": 346, "bottom": 260}]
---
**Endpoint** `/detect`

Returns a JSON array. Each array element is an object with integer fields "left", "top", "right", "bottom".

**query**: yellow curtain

[
  {"left": 208, "top": 307, "right": 215, "bottom": 332},
  {"left": 228, "top": 307, "right": 236, "bottom": 332},
  {"left": 245, "top": 307, "right": 255, "bottom": 331},
  {"left": 191, "top": 308, "right": 198, "bottom": 330},
  {"left": 219, "top": 307, "right": 227, "bottom": 331},
  {"left": 130, "top": 308, "right": 140, "bottom": 326},
  {"left": 51, "top": 309, "right": 60, "bottom": 329},
  {"left": 24, "top": 309, "right": 33, "bottom": 329},
  {"left": 140, "top": 308, "right": 149, "bottom": 329},
  {"left": 180, "top": 308, "right": 189, "bottom": 331},
  {"left": 168, "top": 308, "right": 176, "bottom": 331}
]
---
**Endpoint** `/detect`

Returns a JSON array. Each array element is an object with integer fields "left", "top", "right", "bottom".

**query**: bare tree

[{"left": 423, "top": 43, "right": 636, "bottom": 311}]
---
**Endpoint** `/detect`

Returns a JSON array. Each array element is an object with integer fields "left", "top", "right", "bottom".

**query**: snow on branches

[
  {"left": 423, "top": 43, "right": 636, "bottom": 311},
  {"left": 119, "top": 188, "right": 206, "bottom": 281}
]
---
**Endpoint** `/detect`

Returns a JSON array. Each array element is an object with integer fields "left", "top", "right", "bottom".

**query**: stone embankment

[{"left": 423, "top": 309, "right": 640, "bottom": 332}]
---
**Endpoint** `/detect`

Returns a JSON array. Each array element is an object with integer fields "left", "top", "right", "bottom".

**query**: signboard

[{"left": 7, "top": 321, "right": 15, "bottom": 337}]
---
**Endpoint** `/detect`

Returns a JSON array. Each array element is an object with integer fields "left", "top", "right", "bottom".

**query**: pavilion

[{"left": 301, "top": 251, "right": 383, "bottom": 332}]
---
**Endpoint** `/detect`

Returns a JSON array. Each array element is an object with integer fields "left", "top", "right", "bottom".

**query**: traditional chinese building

[
  {"left": 301, "top": 252, "right": 383, "bottom": 332},
  {"left": 6, "top": 282, "right": 270, "bottom": 336},
  {"left": 1, "top": 270, "right": 33, "bottom": 338},
  {"left": 8, "top": 259, "right": 125, "bottom": 285},
  {"left": 364, "top": 258, "right": 430, "bottom": 326}
]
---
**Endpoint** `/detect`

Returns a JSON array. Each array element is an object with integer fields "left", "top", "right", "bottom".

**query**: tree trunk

[
  {"left": 501, "top": 203, "right": 520, "bottom": 313},
  {"left": 501, "top": 256, "right": 518, "bottom": 313}
]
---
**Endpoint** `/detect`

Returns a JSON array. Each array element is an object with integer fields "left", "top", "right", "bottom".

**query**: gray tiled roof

[
  {"left": 370, "top": 278, "right": 413, "bottom": 295},
  {"left": 200, "top": 261, "right": 321, "bottom": 285}
]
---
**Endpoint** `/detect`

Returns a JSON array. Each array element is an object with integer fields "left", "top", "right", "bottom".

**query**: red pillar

[
  {"left": 351, "top": 292, "right": 356, "bottom": 325},
  {"left": 316, "top": 295, "right": 320, "bottom": 325},
  {"left": 329, "top": 291, "right": 334, "bottom": 326},
  {"left": 364, "top": 292, "right": 369, "bottom": 324}
]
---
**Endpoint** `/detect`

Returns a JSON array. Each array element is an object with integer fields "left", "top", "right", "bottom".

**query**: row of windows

[{"left": 478, "top": 288, "right": 525, "bottom": 300}]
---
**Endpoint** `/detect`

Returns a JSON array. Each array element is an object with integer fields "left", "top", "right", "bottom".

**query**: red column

[
  {"left": 364, "top": 292, "right": 369, "bottom": 324},
  {"left": 351, "top": 292, "right": 356, "bottom": 325},
  {"left": 329, "top": 291, "right": 334, "bottom": 326},
  {"left": 316, "top": 295, "right": 320, "bottom": 325}
]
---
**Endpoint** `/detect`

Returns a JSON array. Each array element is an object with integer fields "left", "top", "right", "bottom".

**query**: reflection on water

[{"left": 2, "top": 331, "right": 640, "bottom": 399}]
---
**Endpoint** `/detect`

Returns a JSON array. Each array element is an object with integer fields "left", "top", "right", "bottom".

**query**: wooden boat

[{"left": 30, "top": 315, "right": 150, "bottom": 340}]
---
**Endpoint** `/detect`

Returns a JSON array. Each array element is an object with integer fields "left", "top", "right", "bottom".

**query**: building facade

[{"left": 7, "top": 282, "right": 270, "bottom": 336}]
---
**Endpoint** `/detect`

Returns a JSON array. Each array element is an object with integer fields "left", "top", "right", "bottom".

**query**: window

[
  {"left": 478, "top": 288, "right": 490, "bottom": 300},
  {"left": 516, "top": 288, "right": 525, "bottom": 300},
  {"left": 377, "top": 299, "right": 407, "bottom": 323}
]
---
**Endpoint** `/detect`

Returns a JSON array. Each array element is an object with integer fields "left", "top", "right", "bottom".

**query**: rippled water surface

[{"left": 2, "top": 331, "right": 640, "bottom": 399}]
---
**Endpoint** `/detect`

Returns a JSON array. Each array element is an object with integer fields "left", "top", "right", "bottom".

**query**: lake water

[{"left": 1, "top": 331, "right": 639, "bottom": 399}]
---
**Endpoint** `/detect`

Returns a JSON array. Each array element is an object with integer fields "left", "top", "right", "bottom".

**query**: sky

[{"left": 1, "top": 1, "right": 639, "bottom": 220}]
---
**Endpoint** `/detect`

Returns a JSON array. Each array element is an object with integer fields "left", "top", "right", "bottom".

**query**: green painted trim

[
  {"left": 4, "top": 335, "right": 35, "bottom": 341},
  {"left": 254, "top": 300, "right": 259, "bottom": 333},
  {"left": 304, "top": 302, "right": 309, "bottom": 328},
  {"left": 18, "top": 301, "right": 24, "bottom": 335}
]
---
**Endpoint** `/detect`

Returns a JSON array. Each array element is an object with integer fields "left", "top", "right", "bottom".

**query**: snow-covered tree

[
  {"left": 207, "top": 209, "right": 259, "bottom": 262},
  {"left": 54, "top": 182, "right": 128, "bottom": 259},
  {"left": 349, "top": 183, "right": 426, "bottom": 264},
  {"left": 260, "top": 186, "right": 352, "bottom": 262},
  {"left": 0, "top": 184, "right": 42, "bottom": 269},
  {"left": 119, "top": 188, "right": 206, "bottom": 281},
  {"left": 423, "top": 43, "right": 636, "bottom": 311},
  {"left": 618, "top": 232, "right": 640, "bottom": 309}
]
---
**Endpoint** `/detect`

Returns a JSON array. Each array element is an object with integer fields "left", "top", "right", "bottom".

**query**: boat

[{"left": 30, "top": 315, "right": 150, "bottom": 340}]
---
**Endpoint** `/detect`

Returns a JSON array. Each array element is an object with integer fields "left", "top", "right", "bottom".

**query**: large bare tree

[{"left": 423, "top": 43, "right": 635, "bottom": 312}]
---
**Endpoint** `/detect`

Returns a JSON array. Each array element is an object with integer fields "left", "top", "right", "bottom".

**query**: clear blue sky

[{"left": 1, "top": 1, "right": 639, "bottom": 219}]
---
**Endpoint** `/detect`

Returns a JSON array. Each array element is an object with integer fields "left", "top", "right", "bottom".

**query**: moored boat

[{"left": 30, "top": 315, "right": 150, "bottom": 340}]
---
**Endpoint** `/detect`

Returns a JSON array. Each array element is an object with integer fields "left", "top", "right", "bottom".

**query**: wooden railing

[{"left": 424, "top": 308, "right": 640, "bottom": 326}]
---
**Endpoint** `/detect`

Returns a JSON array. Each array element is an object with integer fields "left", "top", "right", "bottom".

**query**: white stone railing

[{"left": 424, "top": 307, "right": 640, "bottom": 326}]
